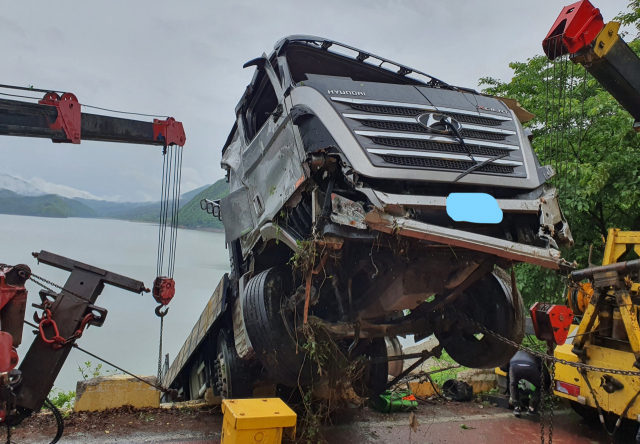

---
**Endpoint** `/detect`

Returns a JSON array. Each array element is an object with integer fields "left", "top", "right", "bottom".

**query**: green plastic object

[{"left": 372, "top": 390, "right": 418, "bottom": 413}]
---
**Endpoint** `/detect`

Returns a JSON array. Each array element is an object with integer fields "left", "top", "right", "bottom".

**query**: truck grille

[
  {"left": 371, "top": 137, "right": 511, "bottom": 157},
  {"left": 330, "top": 97, "right": 523, "bottom": 178},
  {"left": 381, "top": 155, "right": 515, "bottom": 174},
  {"left": 349, "top": 103, "right": 503, "bottom": 126},
  {"left": 361, "top": 120, "right": 507, "bottom": 141}
]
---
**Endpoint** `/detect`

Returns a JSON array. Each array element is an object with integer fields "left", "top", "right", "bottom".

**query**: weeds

[
  {"left": 77, "top": 361, "right": 119, "bottom": 380},
  {"left": 295, "top": 322, "right": 367, "bottom": 444},
  {"left": 45, "top": 388, "right": 75, "bottom": 410},
  {"left": 139, "top": 412, "right": 155, "bottom": 422}
]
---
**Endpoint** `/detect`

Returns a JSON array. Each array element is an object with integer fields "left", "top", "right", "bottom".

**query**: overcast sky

[{"left": 0, "top": 0, "right": 632, "bottom": 201}]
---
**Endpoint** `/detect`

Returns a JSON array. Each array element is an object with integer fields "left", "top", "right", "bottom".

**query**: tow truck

[
  {"left": 540, "top": 0, "right": 640, "bottom": 435},
  {"left": 0, "top": 87, "right": 186, "bottom": 435}
]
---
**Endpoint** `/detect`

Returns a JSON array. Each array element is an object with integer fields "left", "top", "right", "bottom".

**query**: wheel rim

[
  {"left": 437, "top": 271, "right": 524, "bottom": 368},
  {"left": 215, "top": 333, "right": 230, "bottom": 399}
]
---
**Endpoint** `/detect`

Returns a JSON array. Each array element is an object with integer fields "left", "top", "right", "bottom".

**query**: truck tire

[
  {"left": 243, "top": 267, "right": 314, "bottom": 386},
  {"left": 436, "top": 270, "right": 525, "bottom": 369},
  {"left": 351, "top": 338, "right": 389, "bottom": 398},
  {"left": 214, "top": 328, "right": 254, "bottom": 399}
]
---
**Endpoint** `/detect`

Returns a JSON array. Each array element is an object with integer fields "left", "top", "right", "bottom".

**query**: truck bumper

[{"left": 363, "top": 210, "right": 570, "bottom": 270}]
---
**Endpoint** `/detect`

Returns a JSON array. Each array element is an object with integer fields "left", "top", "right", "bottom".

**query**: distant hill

[
  {"left": 177, "top": 179, "right": 228, "bottom": 230},
  {"left": 180, "top": 184, "right": 211, "bottom": 204},
  {"left": 73, "top": 184, "right": 212, "bottom": 222},
  {"left": 0, "top": 193, "right": 98, "bottom": 218},
  {"left": 0, "top": 173, "right": 45, "bottom": 197},
  {"left": 74, "top": 198, "right": 150, "bottom": 217},
  {"left": 0, "top": 189, "right": 20, "bottom": 198},
  {"left": 0, "top": 180, "right": 225, "bottom": 229}
]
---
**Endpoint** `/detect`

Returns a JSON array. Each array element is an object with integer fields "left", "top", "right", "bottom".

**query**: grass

[{"left": 425, "top": 351, "right": 467, "bottom": 386}]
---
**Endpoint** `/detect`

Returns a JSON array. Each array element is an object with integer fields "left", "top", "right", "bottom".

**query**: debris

[
  {"left": 442, "top": 380, "right": 474, "bottom": 402},
  {"left": 372, "top": 390, "right": 418, "bottom": 413},
  {"left": 409, "top": 411, "right": 420, "bottom": 433},
  {"left": 460, "top": 424, "right": 475, "bottom": 430}
]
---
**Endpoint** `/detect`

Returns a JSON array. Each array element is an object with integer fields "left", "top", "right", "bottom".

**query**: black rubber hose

[
  {"left": 42, "top": 398, "right": 64, "bottom": 444},
  {"left": 321, "top": 176, "right": 335, "bottom": 219}
]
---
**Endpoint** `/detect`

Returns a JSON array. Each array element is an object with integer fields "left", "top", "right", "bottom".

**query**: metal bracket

[
  {"left": 38, "top": 92, "right": 81, "bottom": 144},
  {"left": 14, "top": 251, "right": 147, "bottom": 415},
  {"left": 152, "top": 117, "right": 186, "bottom": 147},
  {"left": 200, "top": 198, "right": 221, "bottom": 220}
]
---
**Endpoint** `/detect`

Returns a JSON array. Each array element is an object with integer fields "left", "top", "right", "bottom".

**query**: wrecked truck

[{"left": 164, "top": 35, "right": 572, "bottom": 401}]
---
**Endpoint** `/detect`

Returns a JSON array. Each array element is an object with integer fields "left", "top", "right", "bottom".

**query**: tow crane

[
  {"left": 540, "top": 0, "right": 640, "bottom": 434},
  {"left": 0, "top": 86, "right": 186, "bottom": 433}
]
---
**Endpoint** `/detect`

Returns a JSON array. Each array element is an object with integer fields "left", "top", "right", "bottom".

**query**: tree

[{"left": 478, "top": 2, "right": 640, "bottom": 305}]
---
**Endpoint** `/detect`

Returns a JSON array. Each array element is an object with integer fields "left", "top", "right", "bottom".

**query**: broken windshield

[{"left": 286, "top": 43, "right": 427, "bottom": 86}]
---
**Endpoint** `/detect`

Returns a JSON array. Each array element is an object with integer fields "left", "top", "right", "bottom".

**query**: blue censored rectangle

[{"left": 446, "top": 193, "right": 503, "bottom": 224}]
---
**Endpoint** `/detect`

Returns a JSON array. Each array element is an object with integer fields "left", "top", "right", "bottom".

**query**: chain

[
  {"left": 157, "top": 316, "right": 164, "bottom": 386},
  {"left": 1, "top": 264, "right": 90, "bottom": 303},
  {"left": 548, "top": 360, "right": 555, "bottom": 444},
  {"left": 28, "top": 272, "right": 89, "bottom": 301},
  {"left": 447, "top": 306, "right": 640, "bottom": 377},
  {"left": 540, "top": 359, "right": 546, "bottom": 444}
]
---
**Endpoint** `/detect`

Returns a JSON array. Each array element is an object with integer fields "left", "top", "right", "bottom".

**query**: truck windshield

[{"left": 286, "top": 43, "right": 426, "bottom": 86}]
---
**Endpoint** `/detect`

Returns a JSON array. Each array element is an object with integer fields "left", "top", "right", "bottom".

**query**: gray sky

[{"left": 0, "top": 0, "right": 632, "bottom": 201}]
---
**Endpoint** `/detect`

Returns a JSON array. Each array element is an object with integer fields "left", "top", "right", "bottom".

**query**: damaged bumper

[
  {"left": 363, "top": 211, "right": 570, "bottom": 270},
  {"left": 331, "top": 185, "right": 573, "bottom": 270}
]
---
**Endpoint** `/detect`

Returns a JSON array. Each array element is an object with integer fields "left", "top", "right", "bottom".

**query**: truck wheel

[
  {"left": 351, "top": 338, "right": 389, "bottom": 398},
  {"left": 214, "top": 328, "right": 253, "bottom": 399},
  {"left": 243, "top": 267, "right": 314, "bottom": 386},
  {"left": 436, "top": 270, "right": 525, "bottom": 369}
]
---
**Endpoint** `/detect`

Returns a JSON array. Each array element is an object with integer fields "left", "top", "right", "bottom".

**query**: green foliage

[
  {"left": 427, "top": 351, "right": 466, "bottom": 386},
  {"left": 176, "top": 179, "right": 228, "bottom": 230},
  {"left": 478, "top": 5, "right": 640, "bottom": 303},
  {"left": 46, "top": 388, "right": 76, "bottom": 410},
  {"left": 77, "top": 360, "right": 118, "bottom": 380},
  {"left": 0, "top": 193, "right": 98, "bottom": 218},
  {"left": 616, "top": 1, "right": 640, "bottom": 38}
]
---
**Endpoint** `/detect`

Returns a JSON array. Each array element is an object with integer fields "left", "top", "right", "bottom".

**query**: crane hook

[{"left": 155, "top": 304, "right": 170, "bottom": 318}]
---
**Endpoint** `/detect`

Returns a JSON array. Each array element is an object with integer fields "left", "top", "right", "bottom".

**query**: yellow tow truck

[
  {"left": 554, "top": 229, "right": 640, "bottom": 424},
  {"left": 541, "top": 0, "right": 640, "bottom": 428}
]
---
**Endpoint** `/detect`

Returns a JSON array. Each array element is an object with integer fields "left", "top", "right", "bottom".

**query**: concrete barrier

[
  {"left": 75, "top": 375, "right": 160, "bottom": 412},
  {"left": 456, "top": 369, "right": 497, "bottom": 393}
]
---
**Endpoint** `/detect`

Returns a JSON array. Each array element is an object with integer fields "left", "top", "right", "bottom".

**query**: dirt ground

[
  {"left": 7, "top": 398, "right": 639, "bottom": 444},
  {"left": 9, "top": 404, "right": 224, "bottom": 444}
]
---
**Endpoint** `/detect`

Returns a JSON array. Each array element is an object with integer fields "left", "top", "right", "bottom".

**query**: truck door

[{"left": 238, "top": 55, "right": 305, "bottom": 237}]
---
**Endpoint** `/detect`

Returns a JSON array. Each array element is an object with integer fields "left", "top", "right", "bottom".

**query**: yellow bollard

[{"left": 221, "top": 398, "right": 297, "bottom": 444}]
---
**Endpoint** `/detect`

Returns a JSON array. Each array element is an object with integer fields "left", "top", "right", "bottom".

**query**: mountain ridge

[{"left": 0, "top": 180, "right": 228, "bottom": 230}]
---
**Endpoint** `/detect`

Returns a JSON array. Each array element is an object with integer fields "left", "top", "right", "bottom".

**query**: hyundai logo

[{"left": 416, "top": 113, "right": 462, "bottom": 135}]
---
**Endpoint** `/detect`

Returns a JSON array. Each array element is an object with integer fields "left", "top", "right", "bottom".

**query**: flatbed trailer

[{"left": 163, "top": 275, "right": 229, "bottom": 400}]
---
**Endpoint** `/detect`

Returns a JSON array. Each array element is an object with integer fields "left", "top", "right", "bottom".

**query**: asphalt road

[{"left": 10, "top": 400, "right": 639, "bottom": 443}]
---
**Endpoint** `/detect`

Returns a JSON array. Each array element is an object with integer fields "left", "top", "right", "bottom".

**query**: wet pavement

[
  {"left": 322, "top": 409, "right": 638, "bottom": 444},
  {"left": 11, "top": 400, "right": 639, "bottom": 443}
]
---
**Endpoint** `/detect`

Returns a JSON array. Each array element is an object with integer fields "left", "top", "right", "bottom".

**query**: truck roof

[{"left": 273, "top": 35, "right": 457, "bottom": 90}]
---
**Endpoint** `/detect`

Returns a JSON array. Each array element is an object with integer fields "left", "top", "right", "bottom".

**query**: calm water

[{"left": 0, "top": 214, "right": 229, "bottom": 392}]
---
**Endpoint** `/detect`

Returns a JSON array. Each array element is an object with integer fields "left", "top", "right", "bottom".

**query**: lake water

[{"left": 0, "top": 214, "right": 229, "bottom": 393}]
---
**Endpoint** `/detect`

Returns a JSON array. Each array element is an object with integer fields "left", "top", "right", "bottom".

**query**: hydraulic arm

[
  {"left": 543, "top": 0, "right": 640, "bottom": 131},
  {"left": 0, "top": 87, "right": 185, "bottom": 146},
  {"left": 0, "top": 85, "right": 187, "bottom": 430}
]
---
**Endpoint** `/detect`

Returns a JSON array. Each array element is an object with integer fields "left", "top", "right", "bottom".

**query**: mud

[{"left": 8, "top": 398, "right": 639, "bottom": 443}]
